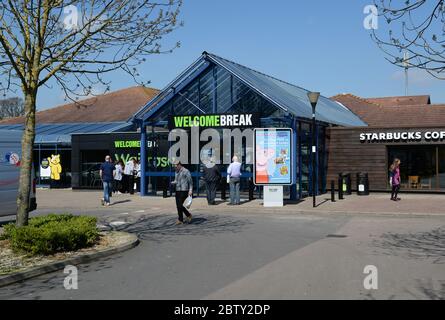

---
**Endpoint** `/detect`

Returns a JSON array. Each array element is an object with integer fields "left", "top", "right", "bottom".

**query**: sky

[{"left": 33, "top": 0, "right": 445, "bottom": 110}]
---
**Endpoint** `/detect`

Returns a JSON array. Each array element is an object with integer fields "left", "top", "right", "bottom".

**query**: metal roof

[
  {"left": 205, "top": 53, "right": 366, "bottom": 127},
  {"left": 0, "top": 122, "right": 134, "bottom": 144},
  {"left": 134, "top": 52, "right": 367, "bottom": 127}
]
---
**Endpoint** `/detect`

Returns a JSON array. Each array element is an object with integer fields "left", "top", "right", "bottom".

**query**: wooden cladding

[{"left": 326, "top": 126, "right": 445, "bottom": 191}]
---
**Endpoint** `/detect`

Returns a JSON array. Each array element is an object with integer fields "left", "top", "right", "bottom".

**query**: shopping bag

[
  {"left": 183, "top": 195, "right": 193, "bottom": 209},
  {"left": 226, "top": 175, "right": 230, "bottom": 184}
]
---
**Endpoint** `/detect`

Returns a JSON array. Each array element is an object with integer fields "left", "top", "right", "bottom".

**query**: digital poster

[{"left": 254, "top": 129, "right": 293, "bottom": 185}]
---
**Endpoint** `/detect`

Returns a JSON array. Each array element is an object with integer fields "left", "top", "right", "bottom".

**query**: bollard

[
  {"left": 249, "top": 178, "right": 254, "bottom": 201},
  {"left": 331, "top": 180, "right": 335, "bottom": 202},
  {"left": 163, "top": 178, "right": 168, "bottom": 198},
  {"left": 221, "top": 178, "right": 227, "bottom": 200},
  {"left": 338, "top": 177, "right": 344, "bottom": 200}
]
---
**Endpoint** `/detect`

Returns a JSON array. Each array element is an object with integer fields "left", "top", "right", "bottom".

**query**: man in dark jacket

[{"left": 202, "top": 158, "right": 221, "bottom": 205}]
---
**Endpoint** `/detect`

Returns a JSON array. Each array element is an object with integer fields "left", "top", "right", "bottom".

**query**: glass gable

[{"left": 148, "top": 64, "right": 283, "bottom": 122}]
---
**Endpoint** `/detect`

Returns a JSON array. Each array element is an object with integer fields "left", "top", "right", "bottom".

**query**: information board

[{"left": 254, "top": 128, "right": 293, "bottom": 186}]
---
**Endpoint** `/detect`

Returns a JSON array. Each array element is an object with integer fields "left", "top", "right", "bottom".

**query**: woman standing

[
  {"left": 114, "top": 160, "right": 124, "bottom": 194},
  {"left": 389, "top": 158, "right": 401, "bottom": 201}
]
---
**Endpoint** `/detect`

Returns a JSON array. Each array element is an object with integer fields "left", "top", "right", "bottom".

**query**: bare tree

[
  {"left": 0, "top": 97, "right": 24, "bottom": 119},
  {"left": 0, "top": 0, "right": 182, "bottom": 226},
  {"left": 371, "top": 0, "right": 445, "bottom": 79}
]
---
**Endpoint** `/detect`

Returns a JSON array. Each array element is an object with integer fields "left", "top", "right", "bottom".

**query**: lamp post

[{"left": 307, "top": 92, "right": 320, "bottom": 208}]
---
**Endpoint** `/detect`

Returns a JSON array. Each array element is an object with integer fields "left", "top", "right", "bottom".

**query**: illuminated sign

[
  {"left": 169, "top": 113, "right": 260, "bottom": 129},
  {"left": 114, "top": 140, "right": 157, "bottom": 148},
  {"left": 254, "top": 128, "right": 293, "bottom": 186},
  {"left": 360, "top": 131, "right": 445, "bottom": 142}
]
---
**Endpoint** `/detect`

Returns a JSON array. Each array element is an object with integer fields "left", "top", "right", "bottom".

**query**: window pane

[
  {"left": 439, "top": 147, "right": 445, "bottom": 189},
  {"left": 199, "top": 68, "right": 214, "bottom": 114},
  {"left": 388, "top": 146, "right": 436, "bottom": 190}
]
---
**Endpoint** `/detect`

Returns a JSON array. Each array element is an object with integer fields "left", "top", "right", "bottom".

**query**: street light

[{"left": 307, "top": 92, "right": 320, "bottom": 208}]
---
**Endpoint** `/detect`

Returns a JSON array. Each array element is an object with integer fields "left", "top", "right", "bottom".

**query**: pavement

[
  {"left": 0, "top": 189, "right": 444, "bottom": 300},
  {"left": 12, "top": 188, "right": 445, "bottom": 219}
]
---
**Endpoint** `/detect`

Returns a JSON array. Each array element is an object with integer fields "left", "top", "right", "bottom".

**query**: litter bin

[
  {"left": 356, "top": 172, "right": 369, "bottom": 196},
  {"left": 339, "top": 172, "right": 352, "bottom": 195}
]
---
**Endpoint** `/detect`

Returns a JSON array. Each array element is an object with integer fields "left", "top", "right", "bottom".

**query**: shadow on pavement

[
  {"left": 102, "top": 214, "right": 251, "bottom": 243},
  {"left": 373, "top": 226, "right": 445, "bottom": 264}
]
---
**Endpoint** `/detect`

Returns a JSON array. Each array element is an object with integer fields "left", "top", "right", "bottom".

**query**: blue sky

[{"left": 35, "top": 0, "right": 445, "bottom": 110}]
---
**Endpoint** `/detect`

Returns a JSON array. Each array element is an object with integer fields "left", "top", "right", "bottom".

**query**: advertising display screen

[{"left": 254, "top": 128, "right": 293, "bottom": 185}]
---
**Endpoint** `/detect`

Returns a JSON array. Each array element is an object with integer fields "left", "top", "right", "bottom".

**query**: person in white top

[
  {"left": 227, "top": 155, "right": 242, "bottom": 205},
  {"left": 134, "top": 160, "right": 141, "bottom": 193},
  {"left": 124, "top": 158, "right": 136, "bottom": 194},
  {"left": 114, "top": 160, "right": 124, "bottom": 194}
]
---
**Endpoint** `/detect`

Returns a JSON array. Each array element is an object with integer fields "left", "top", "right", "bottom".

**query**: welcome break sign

[{"left": 168, "top": 113, "right": 260, "bottom": 129}]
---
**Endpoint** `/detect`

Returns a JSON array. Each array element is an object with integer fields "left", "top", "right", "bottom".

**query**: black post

[
  {"left": 338, "top": 176, "right": 344, "bottom": 200},
  {"left": 331, "top": 180, "right": 335, "bottom": 202},
  {"left": 163, "top": 178, "right": 168, "bottom": 198},
  {"left": 312, "top": 105, "right": 316, "bottom": 208},
  {"left": 221, "top": 177, "right": 227, "bottom": 200},
  {"left": 248, "top": 178, "right": 254, "bottom": 201}
]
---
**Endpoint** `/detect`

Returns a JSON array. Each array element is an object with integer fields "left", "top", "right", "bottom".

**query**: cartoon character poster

[{"left": 254, "top": 129, "right": 292, "bottom": 185}]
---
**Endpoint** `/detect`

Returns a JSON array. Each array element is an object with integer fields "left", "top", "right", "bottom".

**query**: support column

[
  {"left": 290, "top": 117, "right": 298, "bottom": 201},
  {"left": 140, "top": 125, "right": 147, "bottom": 196},
  {"left": 315, "top": 123, "right": 319, "bottom": 196}
]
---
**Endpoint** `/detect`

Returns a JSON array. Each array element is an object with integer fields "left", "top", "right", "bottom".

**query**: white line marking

[{"left": 110, "top": 221, "right": 127, "bottom": 227}]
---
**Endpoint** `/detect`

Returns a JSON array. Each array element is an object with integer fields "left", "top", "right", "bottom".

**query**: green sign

[
  {"left": 114, "top": 140, "right": 141, "bottom": 148},
  {"left": 169, "top": 113, "right": 260, "bottom": 129}
]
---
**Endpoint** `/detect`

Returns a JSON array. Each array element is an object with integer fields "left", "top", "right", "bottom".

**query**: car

[{"left": 0, "top": 130, "right": 37, "bottom": 217}]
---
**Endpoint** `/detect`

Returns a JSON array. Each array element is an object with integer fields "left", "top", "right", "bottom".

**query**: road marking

[
  {"left": 120, "top": 212, "right": 129, "bottom": 215},
  {"left": 134, "top": 210, "right": 145, "bottom": 213},
  {"left": 110, "top": 221, "right": 127, "bottom": 227}
]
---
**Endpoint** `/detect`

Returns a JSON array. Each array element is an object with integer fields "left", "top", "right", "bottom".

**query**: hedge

[{"left": 1, "top": 214, "right": 99, "bottom": 255}]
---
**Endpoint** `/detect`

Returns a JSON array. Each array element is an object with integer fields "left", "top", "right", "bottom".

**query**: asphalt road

[{"left": 1, "top": 201, "right": 445, "bottom": 299}]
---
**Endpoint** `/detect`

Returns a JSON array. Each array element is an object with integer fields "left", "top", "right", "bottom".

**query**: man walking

[
  {"left": 100, "top": 155, "right": 115, "bottom": 206},
  {"left": 227, "top": 155, "right": 242, "bottom": 205},
  {"left": 171, "top": 161, "right": 193, "bottom": 225},
  {"left": 203, "top": 158, "right": 221, "bottom": 205}
]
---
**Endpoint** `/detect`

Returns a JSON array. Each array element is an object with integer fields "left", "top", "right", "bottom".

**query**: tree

[
  {"left": 0, "top": 0, "right": 182, "bottom": 226},
  {"left": 0, "top": 97, "right": 24, "bottom": 119},
  {"left": 371, "top": 0, "right": 445, "bottom": 79}
]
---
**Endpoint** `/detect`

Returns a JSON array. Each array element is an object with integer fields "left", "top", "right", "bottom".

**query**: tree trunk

[{"left": 16, "top": 91, "right": 37, "bottom": 227}]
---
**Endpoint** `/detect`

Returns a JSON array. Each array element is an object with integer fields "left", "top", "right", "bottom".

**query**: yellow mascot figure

[{"left": 48, "top": 154, "right": 62, "bottom": 181}]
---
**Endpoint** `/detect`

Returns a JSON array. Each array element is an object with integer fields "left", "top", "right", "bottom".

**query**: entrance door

[
  {"left": 439, "top": 146, "right": 445, "bottom": 189},
  {"left": 300, "top": 122, "right": 311, "bottom": 197}
]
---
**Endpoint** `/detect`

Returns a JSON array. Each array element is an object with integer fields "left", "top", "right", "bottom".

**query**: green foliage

[{"left": 2, "top": 214, "right": 99, "bottom": 255}]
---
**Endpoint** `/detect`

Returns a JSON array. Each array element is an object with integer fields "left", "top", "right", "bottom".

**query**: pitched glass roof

[
  {"left": 134, "top": 52, "right": 367, "bottom": 127},
  {"left": 0, "top": 122, "right": 133, "bottom": 144},
  {"left": 205, "top": 53, "right": 366, "bottom": 127}
]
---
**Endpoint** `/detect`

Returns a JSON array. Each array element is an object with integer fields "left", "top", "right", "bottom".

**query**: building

[
  {"left": 0, "top": 86, "right": 159, "bottom": 187},
  {"left": 131, "top": 52, "right": 366, "bottom": 199},
  {"left": 328, "top": 94, "right": 445, "bottom": 192},
  {"left": 3, "top": 52, "right": 443, "bottom": 196}
]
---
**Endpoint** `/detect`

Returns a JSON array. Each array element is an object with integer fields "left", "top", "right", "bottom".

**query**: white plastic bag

[
  {"left": 226, "top": 175, "right": 230, "bottom": 184},
  {"left": 183, "top": 195, "right": 193, "bottom": 209}
]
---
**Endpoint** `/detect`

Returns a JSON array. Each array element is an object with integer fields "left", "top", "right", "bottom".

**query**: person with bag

[
  {"left": 389, "top": 158, "right": 402, "bottom": 201},
  {"left": 171, "top": 161, "right": 193, "bottom": 225},
  {"left": 203, "top": 158, "right": 221, "bottom": 205},
  {"left": 227, "top": 155, "right": 242, "bottom": 205}
]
